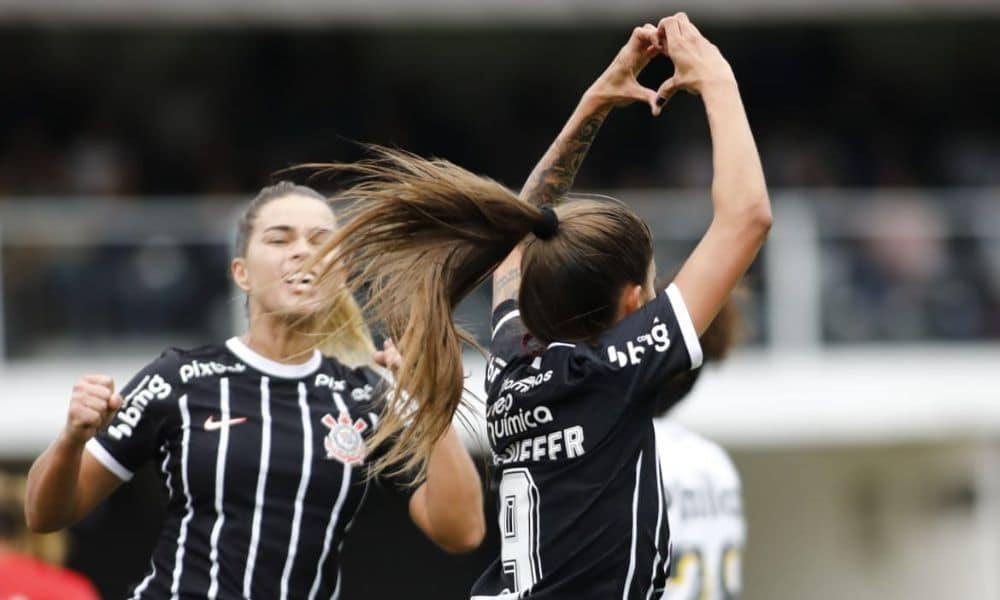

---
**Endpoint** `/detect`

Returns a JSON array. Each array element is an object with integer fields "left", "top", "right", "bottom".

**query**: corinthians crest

[{"left": 322, "top": 412, "right": 368, "bottom": 465}]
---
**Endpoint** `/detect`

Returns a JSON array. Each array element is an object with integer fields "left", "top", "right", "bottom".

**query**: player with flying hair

[
  {"left": 310, "top": 12, "right": 769, "bottom": 599},
  {"left": 24, "top": 182, "right": 485, "bottom": 599}
]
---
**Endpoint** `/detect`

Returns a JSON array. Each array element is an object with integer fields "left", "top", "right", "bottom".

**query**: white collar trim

[{"left": 225, "top": 336, "right": 322, "bottom": 379}]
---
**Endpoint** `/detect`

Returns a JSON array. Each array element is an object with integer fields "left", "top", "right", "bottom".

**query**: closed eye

[{"left": 310, "top": 231, "right": 333, "bottom": 245}]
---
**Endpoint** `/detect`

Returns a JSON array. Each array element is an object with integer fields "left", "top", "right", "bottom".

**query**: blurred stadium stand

[
  {"left": 1, "top": 4, "right": 999, "bottom": 599},
  {"left": 0, "top": 0, "right": 998, "bottom": 25}
]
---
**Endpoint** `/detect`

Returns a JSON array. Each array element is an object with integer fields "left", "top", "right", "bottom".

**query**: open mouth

[{"left": 283, "top": 272, "right": 317, "bottom": 286}]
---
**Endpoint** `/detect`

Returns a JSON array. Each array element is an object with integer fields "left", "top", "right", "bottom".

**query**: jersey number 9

[{"left": 499, "top": 468, "right": 543, "bottom": 594}]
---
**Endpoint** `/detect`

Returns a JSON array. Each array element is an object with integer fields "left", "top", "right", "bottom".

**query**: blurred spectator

[
  {"left": 823, "top": 196, "right": 990, "bottom": 341},
  {"left": 67, "top": 120, "right": 137, "bottom": 196},
  {"left": 939, "top": 132, "right": 1000, "bottom": 186},
  {"left": 972, "top": 197, "right": 1000, "bottom": 336},
  {"left": 0, "top": 122, "right": 67, "bottom": 195},
  {"left": 0, "top": 471, "right": 100, "bottom": 600},
  {"left": 761, "top": 126, "right": 847, "bottom": 187}
]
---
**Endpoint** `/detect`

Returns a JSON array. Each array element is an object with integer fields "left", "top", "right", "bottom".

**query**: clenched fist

[
  {"left": 373, "top": 339, "right": 403, "bottom": 374},
  {"left": 65, "top": 374, "right": 123, "bottom": 445}
]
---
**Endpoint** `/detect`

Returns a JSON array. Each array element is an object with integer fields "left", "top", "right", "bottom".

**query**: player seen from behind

[{"left": 309, "top": 12, "right": 769, "bottom": 599}]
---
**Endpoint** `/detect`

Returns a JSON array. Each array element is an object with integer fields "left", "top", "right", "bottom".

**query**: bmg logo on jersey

[
  {"left": 606, "top": 317, "right": 671, "bottom": 367},
  {"left": 108, "top": 374, "right": 172, "bottom": 440},
  {"left": 485, "top": 356, "right": 507, "bottom": 385},
  {"left": 322, "top": 412, "right": 368, "bottom": 465}
]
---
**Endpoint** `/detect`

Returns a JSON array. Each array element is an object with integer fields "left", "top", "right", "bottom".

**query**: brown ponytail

[
  {"left": 311, "top": 146, "right": 657, "bottom": 479},
  {"left": 310, "top": 147, "right": 545, "bottom": 479}
]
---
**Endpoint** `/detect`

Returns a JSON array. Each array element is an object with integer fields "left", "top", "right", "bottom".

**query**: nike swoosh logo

[{"left": 204, "top": 416, "right": 248, "bottom": 431}]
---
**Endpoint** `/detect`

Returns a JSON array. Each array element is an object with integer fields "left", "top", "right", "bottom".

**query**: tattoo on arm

[
  {"left": 493, "top": 107, "right": 608, "bottom": 307},
  {"left": 520, "top": 113, "right": 608, "bottom": 207},
  {"left": 493, "top": 267, "right": 521, "bottom": 306}
]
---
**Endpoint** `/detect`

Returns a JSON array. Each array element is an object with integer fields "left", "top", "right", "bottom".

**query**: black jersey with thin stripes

[
  {"left": 87, "top": 337, "right": 404, "bottom": 600},
  {"left": 470, "top": 284, "right": 704, "bottom": 600}
]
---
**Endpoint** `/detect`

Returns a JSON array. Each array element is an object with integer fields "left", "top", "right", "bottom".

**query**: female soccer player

[
  {"left": 653, "top": 296, "right": 746, "bottom": 600},
  {"left": 494, "top": 28, "right": 751, "bottom": 595},
  {"left": 311, "top": 13, "right": 769, "bottom": 599},
  {"left": 24, "top": 182, "right": 486, "bottom": 599}
]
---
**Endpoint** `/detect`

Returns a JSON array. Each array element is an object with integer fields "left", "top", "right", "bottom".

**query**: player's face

[{"left": 235, "top": 193, "right": 337, "bottom": 321}]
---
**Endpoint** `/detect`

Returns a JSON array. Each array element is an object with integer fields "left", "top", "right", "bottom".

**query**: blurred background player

[
  {"left": 655, "top": 292, "right": 746, "bottom": 600},
  {"left": 309, "top": 13, "right": 769, "bottom": 598},
  {"left": 23, "top": 182, "right": 484, "bottom": 599},
  {"left": 0, "top": 470, "right": 100, "bottom": 600}
]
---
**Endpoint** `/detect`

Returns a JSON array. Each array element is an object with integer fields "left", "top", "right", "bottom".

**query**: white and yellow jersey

[{"left": 655, "top": 419, "right": 745, "bottom": 600}]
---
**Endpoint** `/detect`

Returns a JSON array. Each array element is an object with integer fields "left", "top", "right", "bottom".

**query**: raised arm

[
  {"left": 492, "top": 25, "right": 667, "bottom": 308},
  {"left": 407, "top": 425, "right": 485, "bottom": 553},
  {"left": 658, "top": 13, "right": 772, "bottom": 335},
  {"left": 374, "top": 339, "right": 485, "bottom": 553},
  {"left": 25, "top": 375, "right": 124, "bottom": 532}
]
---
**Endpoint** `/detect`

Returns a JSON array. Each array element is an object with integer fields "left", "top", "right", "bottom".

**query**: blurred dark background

[{"left": 1, "top": 22, "right": 997, "bottom": 197}]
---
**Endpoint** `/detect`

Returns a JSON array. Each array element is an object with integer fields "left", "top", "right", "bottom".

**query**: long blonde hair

[
  {"left": 313, "top": 289, "right": 376, "bottom": 366},
  {"left": 310, "top": 147, "right": 656, "bottom": 481},
  {"left": 237, "top": 181, "right": 376, "bottom": 366}
]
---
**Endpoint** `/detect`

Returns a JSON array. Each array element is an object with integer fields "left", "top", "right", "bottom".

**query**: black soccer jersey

[
  {"left": 470, "top": 284, "right": 703, "bottom": 600},
  {"left": 86, "top": 337, "right": 401, "bottom": 600}
]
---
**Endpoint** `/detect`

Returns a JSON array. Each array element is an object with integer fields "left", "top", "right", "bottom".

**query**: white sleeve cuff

[
  {"left": 491, "top": 309, "right": 521, "bottom": 341},
  {"left": 666, "top": 283, "right": 704, "bottom": 370},
  {"left": 85, "top": 438, "right": 134, "bottom": 481}
]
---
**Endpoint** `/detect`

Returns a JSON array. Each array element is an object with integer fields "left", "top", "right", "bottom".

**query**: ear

[
  {"left": 620, "top": 283, "right": 645, "bottom": 317},
  {"left": 231, "top": 257, "right": 251, "bottom": 293}
]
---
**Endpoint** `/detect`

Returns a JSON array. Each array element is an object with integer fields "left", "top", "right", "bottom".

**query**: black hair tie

[{"left": 532, "top": 206, "right": 559, "bottom": 240}]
